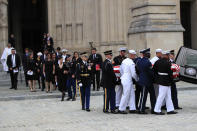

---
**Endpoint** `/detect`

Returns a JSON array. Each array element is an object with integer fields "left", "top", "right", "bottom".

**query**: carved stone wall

[{"left": 0, "top": 0, "right": 8, "bottom": 54}]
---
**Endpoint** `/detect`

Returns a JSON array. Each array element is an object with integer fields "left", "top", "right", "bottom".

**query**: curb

[{"left": 0, "top": 87, "right": 197, "bottom": 101}]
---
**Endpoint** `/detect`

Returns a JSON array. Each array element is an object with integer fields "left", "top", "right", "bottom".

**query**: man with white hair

[
  {"left": 153, "top": 51, "right": 177, "bottom": 115},
  {"left": 62, "top": 49, "right": 68, "bottom": 63},
  {"left": 118, "top": 50, "right": 138, "bottom": 114}
]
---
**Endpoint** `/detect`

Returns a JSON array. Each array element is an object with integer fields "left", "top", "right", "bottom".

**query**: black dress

[
  {"left": 45, "top": 60, "right": 54, "bottom": 82},
  {"left": 35, "top": 58, "right": 42, "bottom": 80},
  {"left": 56, "top": 64, "right": 68, "bottom": 92},
  {"left": 26, "top": 58, "right": 36, "bottom": 80}
]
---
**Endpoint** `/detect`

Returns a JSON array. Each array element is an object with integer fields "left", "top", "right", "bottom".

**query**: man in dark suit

[
  {"left": 136, "top": 48, "right": 156, "bottom": 114},
  {"left": 102, "top": 50, "right": 117, "bottom": 114},
  {"left": 7, "top": 48, "right": 21, "bottom": 90},
  {"left": 88, "top": 48, "right": 103, "bottom": 91},
  {"left": 22, "top": 48, "right": 29, "bottom": 87}
]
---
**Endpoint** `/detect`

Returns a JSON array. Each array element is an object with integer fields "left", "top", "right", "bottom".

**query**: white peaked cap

[
  {"left": 128, "top": 50, "right": 136, "bottom": 55},
  {"left": 37, "top": 52, "right": 42, "bottom": 56},
  {"left": 156, "top": 49, "right": 162, "bottom": 53},
  {"left": 119, "top": 47, "right": 127, "bottom": 51},
  {"left": 162, "top": 50, "right": 170, "bottom": 55},
  {"left": 62, "top": 49, "right": 68, "bottom": 52}
]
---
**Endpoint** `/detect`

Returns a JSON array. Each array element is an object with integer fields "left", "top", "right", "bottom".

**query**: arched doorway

[{"left": 8, "top": 0, "right": 48, "bottom": 53}]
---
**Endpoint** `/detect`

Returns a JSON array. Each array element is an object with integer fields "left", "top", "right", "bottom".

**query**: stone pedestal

[
  {"left": 0, "top": 0, "right": 8, "bottom": 54},
  {"left": 128, "top": 0, "right": 184, "bottom": 56}
]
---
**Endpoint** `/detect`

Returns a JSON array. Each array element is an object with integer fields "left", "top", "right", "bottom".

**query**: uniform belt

[
  {"left": 158, "top": 72, "right": 168, "bottom": 76},
  {"left": 80, "top": 74, "right": 90, "bottom": 77}
]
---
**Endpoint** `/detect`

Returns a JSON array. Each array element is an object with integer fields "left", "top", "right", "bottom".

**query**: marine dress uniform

[
  {"left": 137, "top": 48, "right": 156, "bottom": 114},
  {"left": 76, "top": 53, "right": 92, "bottom": 112},
  {"left": 101, "top": 50, "right": 117, "bottom": 113},
  {"left": 153, "top": 51, "right": 177, "bottom": 115}
]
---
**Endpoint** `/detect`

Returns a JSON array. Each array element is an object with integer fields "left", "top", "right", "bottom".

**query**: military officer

[
  {"left": 136, "top": 48, "right": 156, "bottom": 114},
  {"left": 153, "top": 51, "right": 177, "bottom": 115},
  {"left": 76, "top": 52, "right": 92, "bottom": 112},
  {"left": 102, "top": 50, "right": 117, "bottom": 114},
  {"left": 150, "top": 49, "right": 163, "bottom": 99},
  {"left": 113, "top": 47, "right": 127, "bottom": 109},
  {"left": 118, "top": 50, "right": 138, "bottom": 114},
  {"left": 169, "top": 50, "right": 182, "bottom": 110}
]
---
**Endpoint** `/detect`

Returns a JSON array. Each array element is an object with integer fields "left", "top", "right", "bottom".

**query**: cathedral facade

[{"left": 0, "top": 0, "right": 196, "bottom": 55}]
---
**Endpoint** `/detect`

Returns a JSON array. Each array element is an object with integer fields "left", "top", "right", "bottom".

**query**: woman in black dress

[
  {"left": 43, "top": 53, "right": 55, "bottom": 93},
  {"left": 52, "top": 53, "right": 58, "bottom": 90},
  {"left": 35, "top": 52, "right": 42, "bottom": 89},
  {"left": 55, "top": 56, "right": 69, "bottom": 101},
  {"left": 26, "top": 52, "right": 36, "bottom": 92}
]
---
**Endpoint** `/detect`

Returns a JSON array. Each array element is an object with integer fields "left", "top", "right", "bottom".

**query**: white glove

[{"left": 79, "top": 83, "right": 83, "bottom": 87}]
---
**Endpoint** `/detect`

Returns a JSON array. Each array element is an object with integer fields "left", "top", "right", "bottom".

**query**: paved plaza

[{"left": 0, "top": 89, "right": 197, "bottom": 131}]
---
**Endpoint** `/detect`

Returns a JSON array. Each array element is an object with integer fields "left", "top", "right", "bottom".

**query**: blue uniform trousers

[
  {"left": 103, "top": 88, "right": 116, "bottom": 111},
  {"left": 139, "top": 85, "right": 156, "bottom": 112},
  {"left": 171, "top": 82, "right": 179, "bottom": 108},
  {"left": 80, "top": 84, "right": 91, "bottom": 109},
  {"left": 67, "top": 78, "right": 76, "bottom": 98}
]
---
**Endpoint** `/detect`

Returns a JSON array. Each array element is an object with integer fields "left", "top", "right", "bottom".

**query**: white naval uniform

[
  {"left": 151, "top": 56, "right": 160, "bottom": 99},
  {"left": 154, "top": 85, "right": 174, "bottom": 113},
  {"left": 119, "top": 58, "right": 137, "bottom": 111},
  {"left": 1, "top": 47, "right": 12, "bottom": 72},
  {"left": 115, "top": 84, "right": 123, "bottom": 107}
]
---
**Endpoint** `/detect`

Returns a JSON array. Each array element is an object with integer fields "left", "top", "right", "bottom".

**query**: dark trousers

[
  {"left": 103, "top": 87, "right": 116, "bottom": 111},
  {"left": 67, "top": 78, "right": 76, "bottom": 98},
  {"left": 10, "top": 71, "right": 18, "bottom": 89},
  {"left": 171, "top": 82, "right": 179, "bottom": 108},
  {"left": 41, "top": 73, "right": 45, "bottom": 91},
  {"left": 80, "top": 84, "right": 91, "bottom": 109},
  {"left": 24, "top": 73, "right": 28, "bottom": 87},
  {"left": 135, "top": 84, "right": 142, "bottom": 109},
  {"left": 139, "top": 85, "right": 156, "bottom": 112},
  {"left": 91, "top": 71, "right": 100, "bottom": 90}
]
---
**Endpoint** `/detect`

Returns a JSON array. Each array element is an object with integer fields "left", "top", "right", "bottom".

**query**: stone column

[
  {"left": 0, "top": 0, "right": 8, "bottom": 54},
  {"left": 128, "top": 0, "right": 184, "bottom": 55}
]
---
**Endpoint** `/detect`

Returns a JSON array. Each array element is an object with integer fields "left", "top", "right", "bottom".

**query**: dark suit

[
  {"left": 7, "top": 54, "right": 21, "bottom": 89},
  {"left": 88, "top": 53, "right": 103, "bottom": 90},
  {"left": 40, "top": 54, "right": 47, "bottom": 91},
  {"left": 137, "top": 57, "right": 156, "bottom": 112},
  {"left": 102, "top": 59, "right": 117, "bottom": 112}
]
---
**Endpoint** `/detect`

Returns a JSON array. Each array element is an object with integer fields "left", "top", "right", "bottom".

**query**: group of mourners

[{"left": 1, "top": 35, "right": 182, "bottom": 114}]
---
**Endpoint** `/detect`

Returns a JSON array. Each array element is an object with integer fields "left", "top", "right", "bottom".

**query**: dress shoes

[{"left": 167, "top": 111, "right": 178, "bottom": 115}]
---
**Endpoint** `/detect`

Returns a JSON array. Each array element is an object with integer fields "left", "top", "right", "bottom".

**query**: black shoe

[
  {"left": 72, "top": 98, "right": 76, "bottom": 101},
  {"left": 129, "top": 110, "right": 137, "bottom": 114},
  {"left": 14, "top": 88, "right": 17, "bottom": 90},
  {"left": 145, "top": 107, "right": 150, "bottom": 110},
  {"left": 103, "top": 110, "right": 109, "bottom": 113},
  {"left": 82, "top": 107, "right": 85, "bottom": 110},
  {"left": 126, "top": 106, "right": 129, "bottom": 110},
  {"left": 111, "top": 110, "right": 118, "bottom": 114},
  {"left": 138, "top": 111, "right": 148, "bottom": 114},
  {"left": 175, "top": 107, "right": 182, "bottom": 110},
  {"left": 118, "top": 110, "right": 128, "bottom": 114},
  {"left": 9, "top": 87, "right": 14, "bottom": 89},
  {"left": 167, "top": 111, "right": 178, "bottom": 115},
  {"left": 66, "top": 97, "right": 72, "bottom": 101},
  {"left": 154, "top": 112, "right": 165, "bottom": 115},
  {"left": 86, "top": 109, "right": 90, "bottom": 112},
  {"left": 115, "top": 106, "right": 119, "bottom": 110}
]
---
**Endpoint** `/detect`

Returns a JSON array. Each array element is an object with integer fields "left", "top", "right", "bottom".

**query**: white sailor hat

[
  {"left": 119, "top": 47, "right": 127, "bottom": 52},
  {"left": 62, "top": 49, "right": 68, "bottom": 52},
  {"left": 156, "top": 49, "right": 162, "bottom": 53},
  {"left": 128, "top": 50, "right": 136, "bottom": 55},
  {"left": 37, "top": 52, "right": 42, "bottom": 56},
  {"left": 162, "top": 50, "right": 170, "bottom": 55}
]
